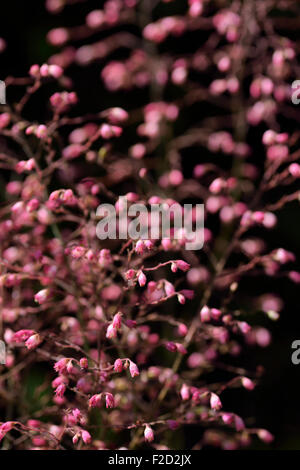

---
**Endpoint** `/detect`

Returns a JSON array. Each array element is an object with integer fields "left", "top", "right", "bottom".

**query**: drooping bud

[
  {"left": 112, "top": 312, "right": 122, "bottom": 330},
  {"left": 180, "top": 384, "right": 190, "bottom": 401},
  {"left": 34, "top": 288, "right": 51, "bottom": 304},
  {"left": 210, "top": 392, "right": 222, "bottom": 410},
  {"left": 81, "top": 430, "right": 92, "bottom": 445},
  {"left": 114, "top": 359, "right": 123, "bottom": 373},
  {"left": 138, "top": 271, "right": 147, "bottom": 287},
  {"left": 106, "top": 324, "right": 117, "bottom": 339},
  {"left": 89, "top": 394, "right": 102, "bottom": 408},
  {"left": 105, "top": 393, "right": 115, "bottom": 409},
  {"left": 144, "top": 425, "right": 154, "bottom": 443},
  {"left": 241, "top": 377, "right": 255, "bottom": 390},
  {"left": 129, "top": 361, "right": 140, "bottom": 378},
  {"left": 79, "top": 358, "right": 89, "bottom": 369},
  {"left": 25, "top": 334, "right": 42, "bottom": 350}
]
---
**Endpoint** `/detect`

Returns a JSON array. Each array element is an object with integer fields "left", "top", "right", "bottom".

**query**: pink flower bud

[
  {"left": 171, "top": 260, "right": 190, "bottom": 272},
  {"left": 72, "top": 408, "right": 81, "bottom": 421},
  {"left": 0, "top": 113, "right": 11, "bottom": 129},
  {"left": 210, "top": 308, "right": 222, "bottom": 321},
  {"left": 129, "top": 361, "right": 140, "bottom": 378},
  {"left": 86, "top": 10, "right": 105, "bottom": 28},
  {"left": 210, "top": 392, "right": 222, "bottom": 410},
  {"left": 105, "top": 393, "right": 115, "bottom": 409},
  {"left": 47, "top": 28, "right": 69, "bottom": 46},
  {"left": 169, "top": 169, "right": 183, "bottom": 186},
  {"left": 89, "top": 394, "right": 102, "bottom": 408},
  {"left": 25, "top": 334, "right": 42, "bottom": 350},
  {"left": 164, "top": 281, "right": 175, "bottom": 297},
  {"left": 106, "top": 324, "right": 117, "bottom": 339},
  {"left": 112, "top": 312, "right": 122, "bottom": 329},
  {"left": 180, "top": 384, "right": 190, "bottom": 401},
  {"left": 200, "top": 306, "right": 211, "bottom": 322},
  {"left": 49, "top": 64, "right": 63, "bottom": 78},
  {"left": 161, "top": 238, "right": 173, "bottom": 251},
  {"left": 289, "top": 163, "right": 300, "bottom": 178},
  {"left": 79, "top": 358, "right": 88, "bottom": 369},
  {"left": 177, "top": 293, "right": 186, "bottom": 304},
  {"left": 144, "top": 425, "right": 154, "bottom": 442},
  {"left": 267, "top": 144, "right": 289, "bottom": 161},
  {"left": 106, "top": 107, "right": 128, "bottom": 124},
  {"left": 114, "top": 359, "right": 123, "bottom": 372},
  {"left": 26, "top": 198, "right": 40, "bottom": 213},
  {"left": 273, "top": 248, "right": 295, "bottom": 264},
  {"left": 165, "top": 341, "right": 177, "bottom": 353},
  {"left": 36, "top": 125, "right": 47, "bottom": 139},
  {"left": 40, "top": 64, "right": 49, "bottom": 77},
  {"left": 55, "top": 383, "right": 66, "bottom": 398},
  {"left": 238, "top": 321, "right": 251, "bottom": 335},
  {"left": 125, "top": 269, "right": 136, "bottom": 280},
  {"left": 175, "top": 343, "right": 187, "bottom": 355},
  {"left": 222, "top": 413, "right": 234, "bottom": 425},
  {"left": 63, "top": 144, "right": 83, "bottom": 160},
  {"left": 54, "top": 358, "right": 72, "bottom": 375},
  {"left": 34, "top": 288, "right": 51, "bottom": 304},
  {"left": 257, "top": 429, "right": 274, "bottom": 443},
  {"left": 138, "top": 271, "right": 147, "bottom": 287},
  {"left": 29, "top": 64, "right": 40, "bottom": 77},
  {"left": 135, "top": 240, "right": 146, "bottom": 254},
  {"left": 252, "top": 211, "right": 265, "bottom": 224},
  {"left": 81, "top": 430, "right": 92, "bottom": 445},
  {"left": 209, "top": 177, "right": 224, "bottom": 194},
  {"left": 130, "top": 143, "right": 146, "bottom": 159},
  {"left": 0, "top": 422, "right": 14, "bottom": 441},
  {"left": 241, "top": 377, "right": 255, "bottom": 390},
  {"left": 289, "top": 271, "right": 300, "bottom": 283},
  {"left": 177, "top": 323, "right": 188, "bottom": 337},
  {"left": 262, "top": 130, "right": 277, "bottom": 145}
]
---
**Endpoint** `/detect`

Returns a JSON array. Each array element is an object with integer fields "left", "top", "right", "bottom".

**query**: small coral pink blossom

[
  {"left": 129, "top": 361, "right": 140, "bottom": 378},
  {"left": 25, "top": 334, "right": 42, "bottom": 350},
  {"left": 89, "top": 394, "right": 102, "bottom": 408},
  {"left": 81, "top": 430, "right": 92, "bottom": 445},
  {"left": 105, "top": 393, "right": 115, "bottom": 409},
  {"left": 112, "top": 312, "right": 122, "bottom": 330},
  {"left": 210, "top": 393, "right": 222, "bottom": 410},
  {"left": 34, "top": 288, "right": 51, "bottom": 304},
  {"left": 257, "top": 429, "right": 274, "bottom": 443},
  {"left": 79, "top": 358, "right": 88, "bottom": 369},
  {"left": 106, "top": 324, "right": 117, "bottom": 339},
  {"left": 114, "top": 359, "right": 123, "bottom": 373},
  {"left": 144, "top": 425, "right": 154, "bottom": 443},
  {"left": 137, "top": 271, "right": 147, "bottom": 287},
  {"left": 180, "top": 384, "right": 190, "bottom": 401},
  {"left": 241, "top": 377, "right": 255, "bottom": 390}
]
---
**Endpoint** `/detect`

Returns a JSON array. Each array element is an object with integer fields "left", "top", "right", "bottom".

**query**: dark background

[{"left": 1, "top": 0, "right": 300, "bottom": 449}]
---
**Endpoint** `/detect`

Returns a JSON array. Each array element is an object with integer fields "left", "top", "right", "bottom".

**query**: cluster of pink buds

[
  {"left": 12, "top": 330, "right": 42, "bottom": 350},
  {"left": 30, "top": 63, "right": 63, "bottom": 79},
  {"left": 15, "top": 159, "right": 35, "bottom": 174},
  {"left": 50, "top": 91, "right": 78, "bottom": 112},
  {"left": 0, "top": 0, "right": 298, "bottom": 451}
]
